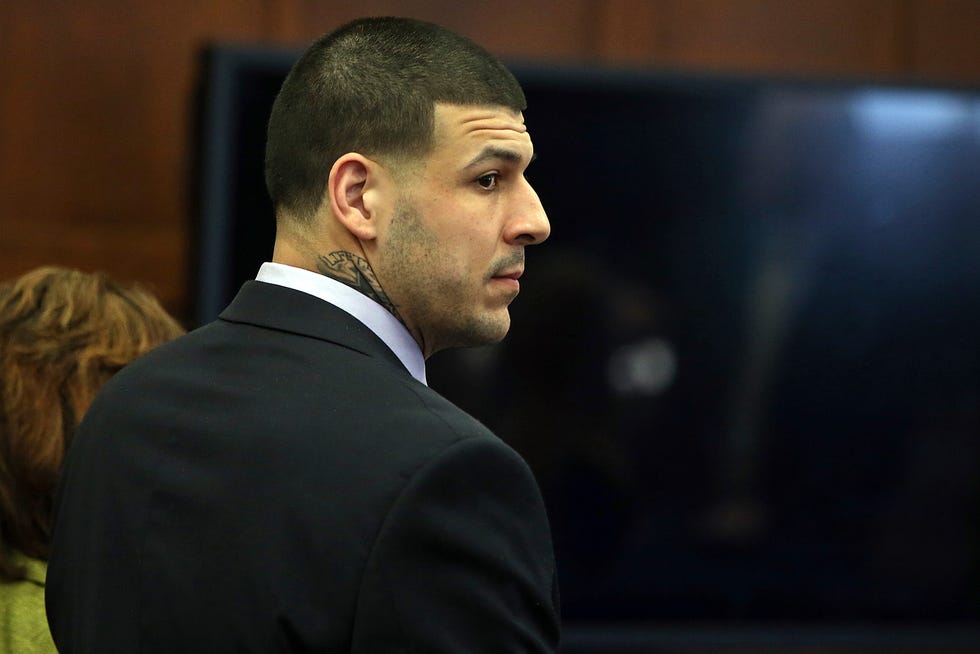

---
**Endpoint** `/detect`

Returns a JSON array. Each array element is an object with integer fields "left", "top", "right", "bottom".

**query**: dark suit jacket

[{"left": 46, "top": 281, "right": 560, "bottom": 653}]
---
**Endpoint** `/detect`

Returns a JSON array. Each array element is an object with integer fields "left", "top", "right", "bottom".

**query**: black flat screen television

[{"left": 192, "top": 44, "right": 980, "bottom": 651}]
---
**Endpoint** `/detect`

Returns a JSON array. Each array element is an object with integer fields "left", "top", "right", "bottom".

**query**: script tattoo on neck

[{"left": 316, "top": 251, "right": 403, "bottom": 322}]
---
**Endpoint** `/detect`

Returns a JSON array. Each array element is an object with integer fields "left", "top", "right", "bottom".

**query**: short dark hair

[{"left": 265, "top": 16, "right": 527, "bottom": 222}]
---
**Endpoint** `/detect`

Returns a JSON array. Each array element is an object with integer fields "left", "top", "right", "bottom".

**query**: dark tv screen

[{"left": 193, "top": 45, "right": 980, "bottom": 647}]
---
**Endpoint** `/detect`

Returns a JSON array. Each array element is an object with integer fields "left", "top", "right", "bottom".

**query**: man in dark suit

[{"left": 46, "top": 17, "right": 558, "bottom": 653}]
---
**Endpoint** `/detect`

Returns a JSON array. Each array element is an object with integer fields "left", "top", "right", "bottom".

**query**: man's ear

[{"left": 327, "top": 153, "right": 387, "bottom": 241}]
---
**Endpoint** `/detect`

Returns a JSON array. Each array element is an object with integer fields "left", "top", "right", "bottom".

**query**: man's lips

[
  {"left": 490, "top": 268, "right": 523, "bottom": 292},
  {"left": 492, "top": 268, "right": 524, "bottom": 281}
]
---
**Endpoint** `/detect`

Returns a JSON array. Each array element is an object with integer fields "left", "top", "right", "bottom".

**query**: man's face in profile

[{"left": 374, "top": 103, "right": 550, "bottom": 358}]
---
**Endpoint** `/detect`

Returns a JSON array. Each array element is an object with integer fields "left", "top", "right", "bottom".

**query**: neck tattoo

[{"left": 316, "top": 251, "right": 404, "bottom": 323}]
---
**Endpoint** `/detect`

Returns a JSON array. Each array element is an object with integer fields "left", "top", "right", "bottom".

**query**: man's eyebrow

[{"left": 465, "top": 146, "right": 537, "bottom": 168}]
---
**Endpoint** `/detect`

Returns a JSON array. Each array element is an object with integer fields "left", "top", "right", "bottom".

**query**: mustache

[{"left": 488, "top": 252, "right": 525, "bottom": 279}]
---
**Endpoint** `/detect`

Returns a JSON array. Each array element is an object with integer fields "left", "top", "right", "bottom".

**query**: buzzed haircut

[{"left": 264, "top": 16, "right": 527, "bottom": 223}]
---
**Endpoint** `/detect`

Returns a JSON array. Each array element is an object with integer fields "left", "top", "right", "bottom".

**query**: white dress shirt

[{"left": 255, "top": 262, "right": 427, "bottom": 385}]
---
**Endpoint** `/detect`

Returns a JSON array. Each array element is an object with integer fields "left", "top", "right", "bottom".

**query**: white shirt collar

[{"left": 255, "top": 262, "right": 427, "bottom": 385}]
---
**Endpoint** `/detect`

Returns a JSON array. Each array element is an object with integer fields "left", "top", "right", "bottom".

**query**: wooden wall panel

[
  {"left": 265, "top": 0, "right": 596, "bottom": 61},
  {"left": 593, "top": 0, "right": 668, "bottom": 64},
  {"left": 594, "top": 0, "right": 909, "bottom": 77},
  {"left": 0, "top": 1, "right": 269, "bottom": 317},
  {"left": 909, "top": 0, "right": 980, "bottom": 82}
]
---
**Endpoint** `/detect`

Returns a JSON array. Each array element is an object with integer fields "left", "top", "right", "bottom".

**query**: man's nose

[{"left": 505, "top": 181, "right": 550, "bottom": 245}]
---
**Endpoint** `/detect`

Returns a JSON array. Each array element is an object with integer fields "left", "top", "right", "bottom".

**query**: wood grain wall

[{"left": 2, "top": 0, "right": 979, "bottom": 322}]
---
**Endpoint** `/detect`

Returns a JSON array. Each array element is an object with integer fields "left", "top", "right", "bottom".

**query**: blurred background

[
  {"left": 3, "top": 1, "right": 980, "bottom": 652},
  {"left": 3, "top": 0, "right": 978, "bottom": 317}
]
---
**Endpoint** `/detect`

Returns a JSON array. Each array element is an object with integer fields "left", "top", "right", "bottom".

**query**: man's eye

[{"left": 476, "top": 173, "right": 499, "bottom": 190}]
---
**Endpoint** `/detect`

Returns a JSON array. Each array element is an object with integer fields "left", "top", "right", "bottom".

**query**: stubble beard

[{"left": 384, "top": 201, "right": 512, "bottom": 355}]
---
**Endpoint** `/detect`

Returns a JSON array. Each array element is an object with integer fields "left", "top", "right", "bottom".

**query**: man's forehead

[{"left": 434, "top": 104, "right": 528, "bottom": 139}]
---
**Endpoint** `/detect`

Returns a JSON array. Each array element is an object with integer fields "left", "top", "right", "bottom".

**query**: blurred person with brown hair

[{"left": 0, "top": 266, "right": 183, "bottom": 654}]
